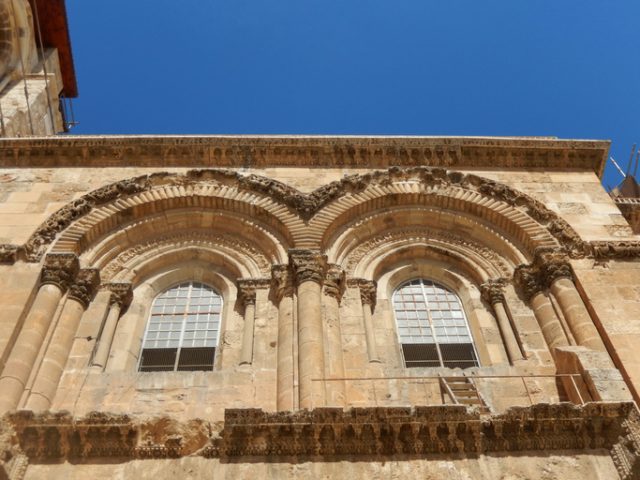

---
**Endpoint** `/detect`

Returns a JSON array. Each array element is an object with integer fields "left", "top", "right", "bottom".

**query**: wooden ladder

[{"left": 439, "top": 374, "right": 489, "bottom": 413}]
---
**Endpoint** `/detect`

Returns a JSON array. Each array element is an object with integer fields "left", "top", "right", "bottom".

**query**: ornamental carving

[
  {"left": 344, "top": 227, "right": 511, "bottom": 277},
  {"left": 237, "top": 278, "right": 270, "bottom": 307},
  {"left": 323, "top": 265, "right": 345, "bottom": 301},
  {"left": 289, "top": 249, "right": 327, "bottom": 286},
  {"left": 0, "top": 243, "right": 19, "bottom": 264},
  {"left": 270, "top": 264, "right": 293, "bottom": 303},
  {"left": 101, "top": 232, "right": 271, "bottom": 281},
  {"left": 40, "top": 254, "right": 79, "bottom": 292},
  {"left": 19, "top": 166, "right": 593, "bottom": 262},
  {"left": 513, "top": 265, "right": 543, "bottom": 302},
  {"left": 67, "top": 269, "right": 101, "bottom": 309},
  {"left": 590, "top": 241, "right": 640, "bottom": 261},
  {"left": 348, "top": 278, "right": 377, "bottom": 307},
  {"left": 537, "top": 250, "right": 574, "bottom": 287},
  {"left": 104, "top": 283, "right": 133, "bottom": 309},
  {"left": 480, "top": 279, "right": 507, "bottom": 305}
]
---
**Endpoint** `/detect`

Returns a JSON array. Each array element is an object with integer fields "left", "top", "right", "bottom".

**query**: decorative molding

[
  {"left": 513, "top": 265, "right": 543, "bottom": 302},
  {"left": 289, "top": 249, "right": 327, "bottom": 286},
  {"left": 104, "top": 282, "right": 133, "bottom": 309},
  {"left": 590, "top": 241, "right": 640, "bottom": 261},
  {"left": 0, "top": 136, "right": 609, "bottom": 175},
  {"left": 5, "top": 402, "right": 640, "bottom": 479},
  {"left": 16, "top": 166, "right": 592, "bottom": 262},
  {"left": 323, "top": 264, "right": 345, "bottom": 301},
  {"left": 480, "top": 278, "right": 507, "bottom": 305},
  {"left": 40, "top": 253, "right": 79, "bottom": 292},
  {"left": 270, "top": 264, "right": 293, "bottom": 303},
  {"left": 513, "top": 249, "right": 574, "bottom": 300},
  {"left": 343, "top": 228, "right": 512, "bottom": 278},
  {"left": 67, "top": 269, "right": 101, "bottom": 309},
  {"left": 348, "top": 278, "right": 377, "bottom": 307},
  {"left": 100, "top": 232, "right": 272, "bottom": 281}
]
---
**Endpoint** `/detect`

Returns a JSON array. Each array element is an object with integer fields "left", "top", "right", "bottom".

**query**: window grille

[
  {"left": 392, "top": 279, "right": 479, "bottom": 369},
  {"left": 139, "top": 282, "right": 221, "bottom": 372}
]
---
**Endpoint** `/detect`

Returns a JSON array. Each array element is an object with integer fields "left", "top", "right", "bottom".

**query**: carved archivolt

[
  {"left": 100, "top": 233, "right": 271, "bottom": 281},
  {"left": 0, "top": 166, "right": 606, "bottom": 263},
  {"left": 343, "top": 228, "right": 512, "bottom": 279}
]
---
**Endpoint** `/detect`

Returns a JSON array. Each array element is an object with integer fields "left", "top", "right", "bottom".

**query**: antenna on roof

[
  {"left": 634, "top": 151, "right": 640, "bottom": 178},
  {"left": 626, "top": 144, "right": 637, "bottom": 176}
]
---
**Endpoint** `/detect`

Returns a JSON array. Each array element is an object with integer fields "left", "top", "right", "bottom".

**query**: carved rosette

[
  {"left": 480, "top": 279, "right": 507, "bottom": 305},
  {"left": 513, "top": 265, "right": 543, "bottom": 302},
  {"left": 40, "top": 254, "right": 80, "bottom": 292},
  {"left": 323, "top": 264, "right": 345, "bottom": 302},
  {"left": 270, "top": 264, "right": 293, "bottom": 303},
  {"left": 105, "top": 283, "right": 133, "bottom": 309},
  {"left": 348, "top": 278, "right": 377, "bottom": 307},
  {"left": 67, "top": 269, "right": 101, "bottom": 309},
  {"left": 289, "top": 249, "right": 327, "bottom": 286}
]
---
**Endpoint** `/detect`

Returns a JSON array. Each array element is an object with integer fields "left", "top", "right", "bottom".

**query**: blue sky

[{"left": 66, "top": 1, "right": 639, "bottom": 188}]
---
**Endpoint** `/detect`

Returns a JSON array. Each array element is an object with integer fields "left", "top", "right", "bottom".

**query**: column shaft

[
  {"left": 323, "top": 292, "right": 345, "bottom": 406},
  {"left": 276, "top": 295, "right": 294, "bottom": 411},
  {"left": 362, "top": 303, "right": 380, "bottom": 363},
  {"left": 550, "top": 277, "right": 606, "bottom": 352},
  {"left": 0, "top": 283, "right": 63, "bottom": 412},
  {"left": 493, "top": 301, "right": 524, "bottom": 362},
  {"left": 239, "top": 302, "right": 256, "bottom": 366},
  {"left": 26, "top": 298, "right": 85, "bottom": 411},
  {"left": 530, "top": 292, "right": 569, "bottom": 350},
  {"left": 297, "top": 280, "right": 324, "bottom": 409},
  {"left": 92, "top": 303, "right": 122, "bottom": 371}
]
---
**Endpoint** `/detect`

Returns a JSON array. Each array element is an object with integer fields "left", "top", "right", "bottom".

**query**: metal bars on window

[
  {"left": 139, "top": 282, "right": 221, "bottom": 372},
  {"left": 392, "top": 279, "right": 479, "bottom": 369}
]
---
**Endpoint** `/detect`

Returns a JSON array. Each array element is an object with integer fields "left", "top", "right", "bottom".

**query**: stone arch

[{"left": 23, "top": 169, "right": 309, "bottom": 262}]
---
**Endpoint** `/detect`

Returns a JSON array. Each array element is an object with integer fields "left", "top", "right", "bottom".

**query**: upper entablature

[{"left": 0, "top": 135, "right": 610, "bottom": 175}]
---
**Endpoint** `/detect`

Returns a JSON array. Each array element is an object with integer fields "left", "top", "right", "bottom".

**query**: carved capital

[
  {"left": 68, "top": 269, "right": 101, "bottom": 309},
  {"left": 105, "top": 283, "right": 133, "bottom": 309},
  {"left": 323, "top": 264, "right": 345, "bottom": 301},
  {"left": 537, "top": 251, "right": 573, "bottom": 287},
  {"left": 271, "top": 264, "right": 293, "bottom": 302},
  {"left": 513, "top": 265, "right": 543, "bottom": 302},
  {"left": 480, "top": 279, "right": 507, "bottom": 305},
  {"left": 237, "top": 278, "right": 270, "bottom": 307},
  {"left": 348, "top": 278, "right": 377, "bottom": 306},
  {"left": 40, "top": 254, "right": 79, "bottom": 292},
  {"left": 289, "top": 249, "right": 327, "bottom": 286}
]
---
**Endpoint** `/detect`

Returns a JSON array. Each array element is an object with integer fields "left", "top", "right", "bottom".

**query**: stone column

[
  {"left": 515, "top": 264, "right": 569, "bottom": 352},
  {"left": 27, "top": 269, "right": 100, "bottom": 411},
  {"left": 272, "top": 264, "right": 294, "bottom": 411},
  {"left": 238, "top": 279, "right": 258, "bottom": 366},
  {"left": 0, "top": 253, "right": 78, "bottom": 413},
  {"left": 91, "top": 283, "right": 133, "bottom": 371},
  {"left": 290, "top": 249, "right": 327, "bottom": 410},
  {"left": 323, "top": 264, "right": 346, "bottom": 407},
  {"left": 541, "top": 254, "right": 606, "bottom": 352},
  {"left": 480, "top": 279, "right": 524, "bottom": 364},
  {"left": 351, "top": 278, "right": 381, "bottom": 363}
]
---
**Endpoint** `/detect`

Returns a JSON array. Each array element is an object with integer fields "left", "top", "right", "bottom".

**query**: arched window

[
  {"left": 139, "top": 282, "right": 222, "bottom": 372},
  {"left": 392, "top": 279, "right": 479, "bottom": 369}
]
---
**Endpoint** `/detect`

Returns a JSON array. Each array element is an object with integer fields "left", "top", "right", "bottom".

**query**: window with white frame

[
  {"left": 139, "top": 282, "right": 222, "bottom": 372},
  {"left": 392, "top": 279, "right": 479, "bottom": 369}
]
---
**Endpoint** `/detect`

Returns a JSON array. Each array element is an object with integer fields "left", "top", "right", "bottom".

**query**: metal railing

[{"left": 312, "top": 373, "right": 588, "bottom": 411}]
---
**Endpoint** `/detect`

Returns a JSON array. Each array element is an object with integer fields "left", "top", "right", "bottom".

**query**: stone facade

[{"left": 0, "top": 136, "right": 638, "bottom": 478}]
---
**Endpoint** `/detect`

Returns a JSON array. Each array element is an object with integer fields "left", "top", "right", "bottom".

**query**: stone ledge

[{"left": 0, "top": 135, "right": 609, "bottom": 175}]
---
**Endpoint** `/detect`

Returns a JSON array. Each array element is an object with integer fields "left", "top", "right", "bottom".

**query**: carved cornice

[
  {"left": 0, "top": 136, "right": 609, "bottom": 175},
  {"left": 323, "top": 264, "right": 345, "bottom": 301},
  {"left": 480, "top": 278, "right": 507, "bottom": 305},
  {"left": 104, "top": 282, "right": 133, "bottom": 309},
  {"left": 17, "top": 166, "right": 591, "bottom": 262},
  {"left": 67, "top": 269, "right": 101, "bottom": 309},
  {"left": 348, "top": 278, "right": 377, "bottom": 306},
  {"left": 590, "top": 241, "right": 640, "bottom": 261},
  {"left": 270, "top": 264, "right": 293, "bottom": 303},
  {"left": 5, "top": 402, "right": 640, "bottom": 479},
  {"left": 289, "top": 249, "right": 327, "bottom": 286},
  {"left": 40, "top": 254, "right": 79, "bottom": 292},
  {"left": 237, "top": 278, "right": 270, "bottom": 307}
]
